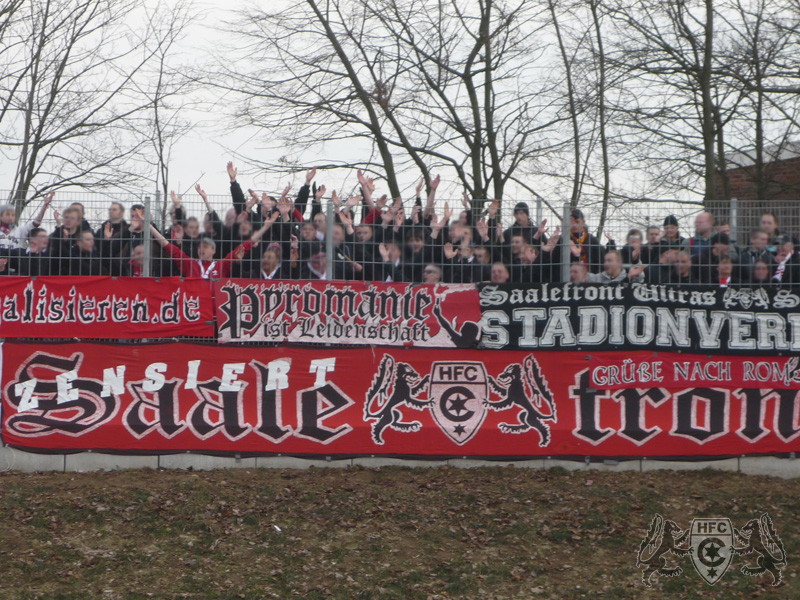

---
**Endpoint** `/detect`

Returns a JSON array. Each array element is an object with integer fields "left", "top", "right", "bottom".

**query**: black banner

[{"left": 478, "top": 283, "right": 800, "bottom": 354}]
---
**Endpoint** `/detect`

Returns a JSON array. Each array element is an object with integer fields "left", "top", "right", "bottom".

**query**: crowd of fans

[{"left": 0, "top": 164, "right": 798, "bottom": 288}]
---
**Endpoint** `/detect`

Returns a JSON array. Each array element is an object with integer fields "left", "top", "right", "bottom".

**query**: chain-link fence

[{"left": 1, "top": 187, "right": 798, "bottom": 288}]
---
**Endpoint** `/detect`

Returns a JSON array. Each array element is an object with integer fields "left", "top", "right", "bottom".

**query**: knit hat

[
  {"left": 663, "top": 214, "right": 679, "bottom": 228},
  {"left": 514, "top": 202, "right": 530, "bottom": 216},
  {"left": 711, "top": 232, "right": 730, "bottom": 245}
]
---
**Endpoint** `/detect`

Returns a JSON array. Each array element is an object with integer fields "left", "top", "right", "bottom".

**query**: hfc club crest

[
  {"left": 364, "top": 354, "right": 555, "bottom": 446},
  {"left": 637, "top": 513, "right": 787, "bottom": 587},
  {"left": 429, "top": 362, "right": 488, "bottom": 444},
  {"left": 689, "top": 518, "right": 734, "bottom": 585}
]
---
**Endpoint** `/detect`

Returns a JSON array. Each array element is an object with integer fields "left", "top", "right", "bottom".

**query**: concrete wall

[{"left": 2, "top": 446, "right": 799, "bottom": 478}]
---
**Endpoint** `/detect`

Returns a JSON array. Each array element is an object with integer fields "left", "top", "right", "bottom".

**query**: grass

[{"left": 0, "top": 466, "right": 797, "bottom": 599}]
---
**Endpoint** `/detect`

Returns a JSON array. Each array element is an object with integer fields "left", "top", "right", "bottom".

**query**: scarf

[{"left": 571, "top": 231, "right": 588, "bottom": 265}]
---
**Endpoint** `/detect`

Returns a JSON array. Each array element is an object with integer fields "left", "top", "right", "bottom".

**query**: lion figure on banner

[
  {"left": 636, "top": 514, "right": 691, "bottom": 586},
  {"left": 733, "top": 513, "right": 787, "bottom": 586},
  {"left": 364, "top": 355, "right": 431, "bottom": 444},
  {"left": 486, "top": 355, "right": 556, "bottom": 446}
]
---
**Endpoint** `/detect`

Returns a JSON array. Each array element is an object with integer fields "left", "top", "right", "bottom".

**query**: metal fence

[{"left": 1, "top": 187, "right": 798, "bottom": 288}]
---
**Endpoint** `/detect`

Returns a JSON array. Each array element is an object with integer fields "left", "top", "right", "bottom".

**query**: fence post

[
  {"left": 155, "top": 189, "right": 162, "bottom": 231},
  {"left": 143, "top": 195, "right": 152, "bottom": 278},
  {"left": 325, "top": 198, "right": 334, "bottom": 280},
  {"left": 730, "top": 197, "right": 738, "bottom": 244},
  {"left": 535, "top": 197, "right": 543, "bottom": 226},
  {"left": 561, "top": 202, "right": 571, "bottom": 283}
]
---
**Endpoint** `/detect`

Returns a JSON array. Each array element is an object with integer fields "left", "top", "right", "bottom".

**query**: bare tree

[
  {"left": 0, "top": 0, "right": 171, "bottom": 213},
  {"left": 129, "top": 1, "right": 197, "bottom": 207},
  {"left": 603, "top": 0, "right": 740, "bottom": 203},
  {"left": 216, "top": 0, "right": 568, "bottom": 207},
  {"left": 718, "top": 0, "right": 800, "bottom": 203}
]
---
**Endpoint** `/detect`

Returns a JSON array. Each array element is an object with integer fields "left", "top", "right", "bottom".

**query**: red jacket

[{"left": 163, "top": 240, "right": 254, "bottom": 279}]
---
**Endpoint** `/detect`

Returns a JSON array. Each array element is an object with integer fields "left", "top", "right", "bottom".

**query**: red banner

[
  {"left": 0, "top": 277, "right": 214, "bottom": 339},
  {"left": 3, "top": 342, "right": 799, "bottom": 458},
  {"left": 214, "top": 280, "right": 481, "bottom": 347}
]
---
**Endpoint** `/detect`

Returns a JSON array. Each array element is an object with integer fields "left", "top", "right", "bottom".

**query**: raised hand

[
  {"left": 248, "top": 188, "right": 260, "bottom": 204},
  {"left": 314, "top": 184, "right": 326, "bottom": 203},
  {"left": 290, "top": 234, "right": 299, "bottom": 250},
  {"left": 195, "top": 184, "right": 208, "bottom": 202},
  {"left": 488, "top": 199, "right": 499, "bottom": 219},
  {"left": 54, "top": 209, "right": 61, "bottom": 227},
  {"left": 462, "top": 191, "right": 470, "bottom": 210},
  {"left": 628, "top": 263, "right": 645, "bottom": 278},
  {"left": 416, "top": 177, "right": 424, "bottom": 196},
  {"left": 430, "top": 174, "right": 441, "bottom": 190},
  {"left": 570, "top": 240, "right": 581, "bottom": 257},
  {"left": 0, "top": 257, "right": 7, "bottom": 272},
  {"left": 170, "top": 190, "right": 181, "bottom": 207},
  {"left": 227, "top": 161, "right": 237, "bottom": 182},
  {"left": 411, "top": 204, "right": 421, "bottom": 224},
  {"left": 535, "top": 218, "right": 548, "bottom": 239},
  {"left": 442, "top": 201, "right": 452, "bottom": 224},
  {"left": 444, "top": 242, "right": 456, "bottom": 260},
  {"left": 104, "top": 222, "right": 114, "bottom": 240},
  {"left": 346, "top": 195, "right": 361, "bottom": 209},
  {"left": 378, "top": 243, "right": 390, "bottom": 262},
  {"left": 261, "top": 192, "right": 276, "bottom": 213},
  {"left": 306, "top": 167, "right": 317, "bottom": 185},
  {"left": 477, "top": 218, "right": 489, "bottom": 241},
  {"left": 277, "top": 197, "right": 292, "bottom": 216},
  {"left": 542, "top": 226, "right": 561, "bottom": 252},
  {"left": 331, "top": 190, "right": 341, "bottom": 208},
  {"left": 376, "top": 195, "right": 388, "bottom": 208},
  {"left": 43, "top": 192, "right": 54, "bottom": 206},
  {"left": 235, "top": 245, "right": 246, "bottom": 261},
  {"left": 338, "top": 205, "right": 352, "bottom": 222},
  {"left": 172, "top": 223, "right": 184, "bottom": 241},
  {"left": 357, "top": 169, "right": 367, "bottom": 186},
  {"left": 280, "top": 184, "right": 292, "bottom": 201}
]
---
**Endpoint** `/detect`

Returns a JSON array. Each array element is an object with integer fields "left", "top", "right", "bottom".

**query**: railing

[{"left": 2, "top": 186, "right": 798, "bottom": 287}]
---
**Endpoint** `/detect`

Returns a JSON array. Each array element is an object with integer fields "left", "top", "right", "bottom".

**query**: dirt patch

[{"left": 0, "top": 466, "right": 796, "bottom": 599}]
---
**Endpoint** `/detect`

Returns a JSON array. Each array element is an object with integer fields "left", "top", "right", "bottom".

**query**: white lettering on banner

[
  {"left": 0, "top": 281, "right": 205, "bottom": 329},
  {"left": 479, "top": 310, "right": 509, "bottom": 349},
  {"left": 56, "top": 370, "right": 79, "bottom": 404},
  {"left": 15, "top": 379, "right": 38, "bottom": 411},
  {"left": 513, "top": 308, "right": 546, "bottom": 348},
  {"left": 219, "top": 363, "right": 246, "bottom": 392},
  {"left": 215, "top": 281, "right": 482, "bottom": 346},
  {"left": 101, "top": 365, "right": 126, "bottom": 398},
  {"left": 309, "top": 358, "right": 336, "bottom": 386},
  {"left": 478, "top": 284, "right": 800, "bottom": 351},
  {"left": 265, "top": 359, "right": 291, "bottom": 391},
  {"left": 577, "top": 306, "right": 607, "bottom": 345},
  {"left": 143, "top": 363, "right": 167, "bottom": 392},
  {"left": 185, "top": 360, "right": 201, "bottom": 390}
]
